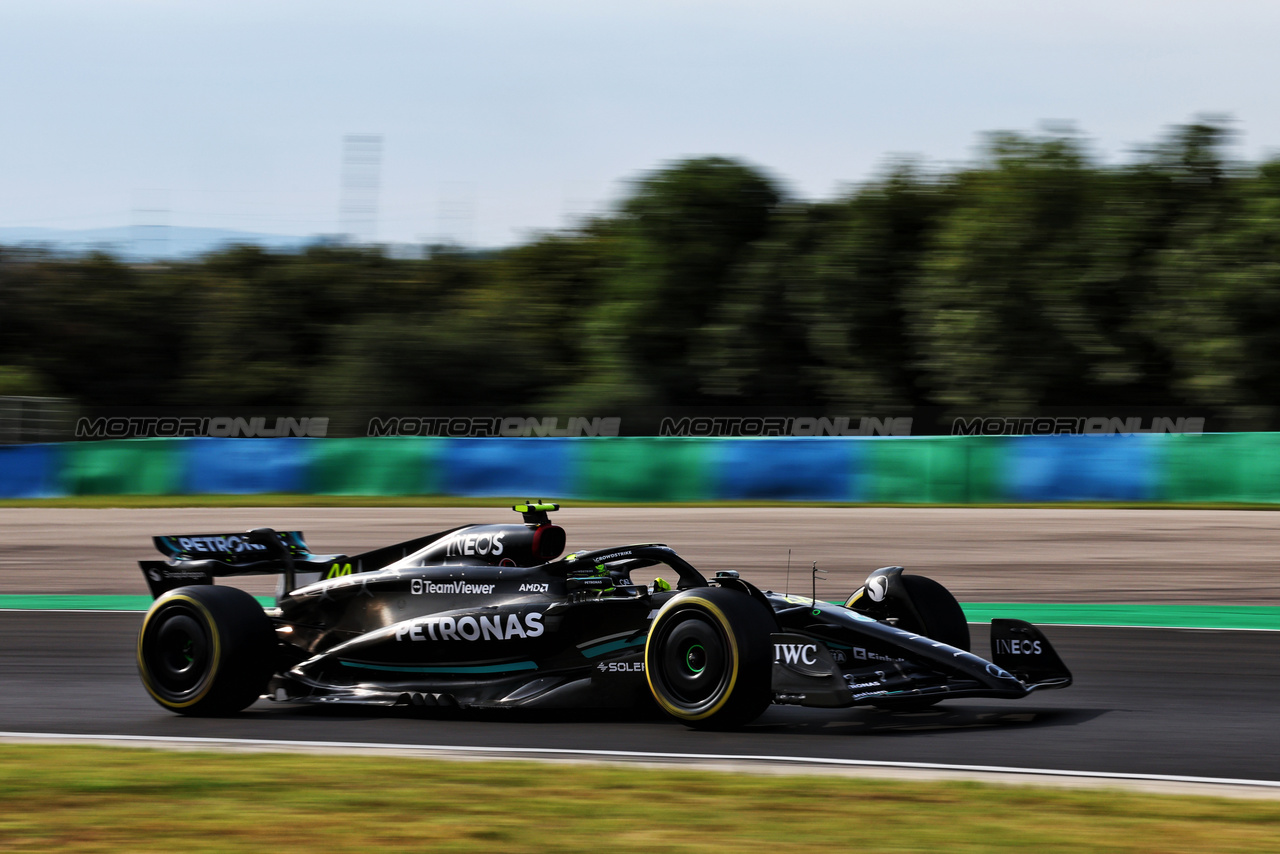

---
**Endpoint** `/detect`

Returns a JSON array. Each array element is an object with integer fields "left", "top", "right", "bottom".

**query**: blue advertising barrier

[
  {"left": 1006, "top": 434, "right": 1160, "bottom": 502},
  {"left": 439, "top": 438, "right": 577, "bottom": 498},
  {"left": 183, "top": 437, "right": 308, "bottom": 495},
  {"left": 713, "top": 438, "right": 861, "bottom": 501},
  {"left": 0, "top": 443, "right": 60, "bottom": 499}
]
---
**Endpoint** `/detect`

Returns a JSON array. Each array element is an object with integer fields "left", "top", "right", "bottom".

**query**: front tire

[
  {"left": 874, "top": 574, "right": 969, "bottom": 711},
  {"left": 645, "top": 588, "right": 772, "bottom": 729},
  {"left": 896, "top": 574, "right": 969, "bottom": 651},
  {"left": 137, "top": 585, "right": 276, "bottom": 716}
]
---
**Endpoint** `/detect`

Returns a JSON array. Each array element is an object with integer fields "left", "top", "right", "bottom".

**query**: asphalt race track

[
  {"left": 7, "top": 507, "right": 1280, "bottom": 603},
  {"left": 3, "top": 610, "right": 1278, "bottom": 784},
  {"left": 4, "top": 507, "right": 1280, "bottom": 787}
]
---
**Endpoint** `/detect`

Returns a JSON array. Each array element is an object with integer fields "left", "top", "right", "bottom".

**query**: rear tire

[
  {"left": 137, "top": 585, "right": 276, "bottom": 716},
  {"left": 645, "top": 588, "right": 772, "bottom": 729}
]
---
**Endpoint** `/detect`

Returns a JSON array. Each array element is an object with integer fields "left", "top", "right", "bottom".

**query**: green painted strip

[
  {"left": 580, "top": 636, "right": 648, "bottom": 658},
  {"left": 0, "top": 594, "right": 275, "bottom": 611},
  {"left": 2, "top": 595, "right": 1278, "bottom": 632},
  {"left": 962, "top": 603, "right": 1280, "bottom": 631},
  {"left": 340, "top": 660, "right": 538, "bottom": 674}
]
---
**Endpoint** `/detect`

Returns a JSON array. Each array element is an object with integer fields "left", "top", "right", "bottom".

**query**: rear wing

[
  {"left": 140, "top": 528, "right": 338, "bottom": 600},
  {"left": 139, "top": 527, "right": 456, "bottom": 600},
  {"left": 151, "top": 531, "right": 311, "bottom": 563}
]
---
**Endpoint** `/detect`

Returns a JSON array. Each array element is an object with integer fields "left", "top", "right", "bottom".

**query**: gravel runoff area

[{"left": 2, "top": 507, "right": 1278, "bottom": 604}]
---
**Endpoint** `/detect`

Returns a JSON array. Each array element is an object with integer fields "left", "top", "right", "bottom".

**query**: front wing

[{"left": 771, "top": 617, "right": 1072, "bottom": 708}]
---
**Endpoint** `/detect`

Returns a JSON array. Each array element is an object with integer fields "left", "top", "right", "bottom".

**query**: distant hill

[{"left": 0, "top": 226, "right": 317, "bottom": 260}]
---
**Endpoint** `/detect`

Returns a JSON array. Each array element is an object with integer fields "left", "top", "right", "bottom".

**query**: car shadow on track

[
  {"left": 243, "top": 699, "right": 1105, "bottom": 738},
  {"left": 747, "top": 703, "right": 1107, "bottom": 737},
  {"left": 246, "top": 701, "right": 669, "bottom": 725}
]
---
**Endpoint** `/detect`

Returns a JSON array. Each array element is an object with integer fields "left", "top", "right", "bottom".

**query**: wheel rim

[
  {"left": 652, "top": 609, "right": 732, "bottom": 713},
  {"left": 142, "top": 603, "right": 213, "bottom": 702},
  {"left": 685, "top": 644, "right": 706, "bottom": 674}
]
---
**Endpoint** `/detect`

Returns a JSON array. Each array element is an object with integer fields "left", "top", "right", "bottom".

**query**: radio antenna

[
  {"left": 785, "top": 549, "right": 792, "bottom": 596},
  {"left": 811, "top": 561, "right": 827, "bottom": 613}
]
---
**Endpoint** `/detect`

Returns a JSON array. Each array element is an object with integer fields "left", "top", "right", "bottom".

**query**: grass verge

[
  {"left": 2, "top": 494, "right": 1280, "bottom": 509},
  {"left": 1, "top": 745, "right": 1279, "bottom": 853}
]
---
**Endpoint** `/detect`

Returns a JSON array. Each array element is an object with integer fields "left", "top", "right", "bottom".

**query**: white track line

[
  {"left": 0, "top": 609, "right": 146, "bottom": 614},
  {"left": 2, "top": 731, "right": 1278, "bottom": 796}
]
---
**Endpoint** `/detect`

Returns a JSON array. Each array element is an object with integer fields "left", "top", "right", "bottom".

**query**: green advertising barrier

[
  {"left": 865, "top": 436, "right": 1009, "bottom": 503},
  {"left": 58, "top": 439, "right": 187, "bottom": 495},
  {"left": 304, "top": 437, "right": 445, "bottom": 495},
  {"left": 1158, "top": 432, "right": 1280, "bottom": 503},
  {"left": 15, "top": 432, "right": 1280, "bottom": 503},
  {"left": 576, "top": 438, "right": 718, "bottom": 502}
]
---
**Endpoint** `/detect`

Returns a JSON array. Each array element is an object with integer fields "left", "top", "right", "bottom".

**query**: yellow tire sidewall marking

[
  {"left": 645, "top": 595, "right": 740, "bottom": 722},
  {"left": 137, "top": 593, "right": 222, "bottom": 710}
]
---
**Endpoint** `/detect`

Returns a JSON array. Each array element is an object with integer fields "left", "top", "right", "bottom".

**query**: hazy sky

[{"left": 3, "top": 1, "right": 1278, "bottom": 245}]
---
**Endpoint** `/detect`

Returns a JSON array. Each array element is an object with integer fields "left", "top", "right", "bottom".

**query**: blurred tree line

[{"left": 3, "top": 120, "right": 1279, "bottom": 428}]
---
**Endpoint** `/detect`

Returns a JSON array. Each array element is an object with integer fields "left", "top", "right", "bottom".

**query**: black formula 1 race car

[{"left": 137, "top": 504, "right": 1072, "bottom": 728}]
